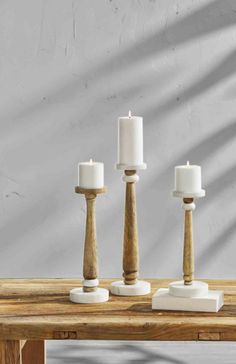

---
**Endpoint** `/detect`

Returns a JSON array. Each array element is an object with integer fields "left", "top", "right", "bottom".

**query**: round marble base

[
  {"left": 110, "top": 280, "right": 151, "bottom": 296},
  {"left": 169, "top": 280, "right": 208, "bottom": 298},
  {"left": 69, "top": 287, "right": 109, "bottom": 304}
]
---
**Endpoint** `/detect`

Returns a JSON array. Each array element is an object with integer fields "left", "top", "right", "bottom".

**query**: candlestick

[
  {"left": 152, "top": 163, "right": 223, "bottom": 312},
  {"left": 110, "top": 111, "right": 150, "bottom": 296},
  {"left": 70, "top": 186, "right": 109, "bottom": 304}
]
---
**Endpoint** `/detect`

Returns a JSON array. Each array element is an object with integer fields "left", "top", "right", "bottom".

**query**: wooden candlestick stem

[
  {"left": 75, "top": 186, "right": 106, "bottom": 293},
  {"left": 183, "top": 197, "right": 194, "bottom": 285},
  {"left": 123, "top": 170, "right": 139, "bottom": 285},
  {"left": 83, "top": 193, "right": 98, "bottom": 292}
]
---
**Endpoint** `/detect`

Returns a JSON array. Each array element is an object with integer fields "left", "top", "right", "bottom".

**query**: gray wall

[{"left": 1, "top": 0, "right": 236, "bottom": 281}]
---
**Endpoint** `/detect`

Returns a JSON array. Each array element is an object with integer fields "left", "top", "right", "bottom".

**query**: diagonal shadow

[
  {"left": 2, "top": 0, "right": 236, "bottom": 125},
  {"left": 0, "top": 67, "right": 174, "bottom": 149},
  {"left": 195, "top": 163, "right": 236, "bottom": 269},
  {"left": 146, "top": 48, "right": 236, "bottom": 121},
  {"left": 2, "top": 1, "right": 236, "bottom": 277},
  {"left": 145, "top": 119, "right": 236, "bottom": 260},
  {"left": 196, "top": 218, "right": 236, "bottom": 271},
  {"left": 150, "top": 118, "right": 236, "bottom": 189},
  {"left": 204, "top": 163, "right": 236, "bottom": 203}
]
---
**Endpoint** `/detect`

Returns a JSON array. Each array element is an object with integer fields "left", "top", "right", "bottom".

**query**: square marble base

[{"left": 152, "top": 288, "right": 224, "bottom": 312}]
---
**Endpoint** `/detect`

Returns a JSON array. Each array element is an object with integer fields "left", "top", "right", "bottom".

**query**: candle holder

[
  {"left": 110, "top": 164, "right": 151, "bottom": 296},
  {"left": 70, "top": 186, "right": 109, "bottom": 304},
  {"left": 152, "top": 189, "right": 224, "bottom": 312}
]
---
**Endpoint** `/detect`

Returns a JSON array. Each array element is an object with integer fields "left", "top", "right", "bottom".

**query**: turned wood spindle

[
  {"left": 183, "top": 197, "right": 194, "bottom": 286},
  {"left": 74, "top": 186, "right": 106, "bottom": 294},
  {"left": 123, "top": 170, "right": 139, "bottom": 285},
  {"left": 83, "top": 192, "right": 98, "bottom": 292}
]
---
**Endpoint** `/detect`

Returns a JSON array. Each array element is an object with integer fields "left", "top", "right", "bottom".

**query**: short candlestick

[
  {"left": 69, "top": 186, "right": 109, "bottom": 303},
  {"left": 110, "top": 165, "right": 150, "bottom": 296},
  {"left": 152, "top": 189, "right": 224, "bottom": 312}
]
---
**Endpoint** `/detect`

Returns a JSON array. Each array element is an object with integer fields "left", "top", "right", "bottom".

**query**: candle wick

[{"left": 128, "top": 110, "right": 132, "bottom": 118}]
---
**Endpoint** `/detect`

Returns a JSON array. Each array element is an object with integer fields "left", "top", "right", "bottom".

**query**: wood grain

[
  {"left": 83, "top": 193, "right": 98, "bottom": 292},
  {"left": 123, "top": 170, "right": 139, "bottom": 285},
  {"left": 0, "top": 279, "right": 234, "bottom": 341},
  {"left": 75, "top": 186, "right": 107, "bottom": 195},
  {"left": 183, "top": 197, "right": 194, "bottom": 285},
  {"left": 21, "top": 341, "right": 45, "bottom": 364},
  {"left": 0, "top": 340, "right": 21, "bottom": 364}
]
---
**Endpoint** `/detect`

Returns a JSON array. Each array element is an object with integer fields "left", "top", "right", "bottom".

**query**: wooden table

[{"left": 0, "top": 279, "right": 236, "bottom": 363}]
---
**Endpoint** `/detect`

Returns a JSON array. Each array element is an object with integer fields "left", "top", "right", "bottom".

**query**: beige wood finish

[
  {"left": 83, "top": 193, "right": 97, "bottom": 292},
  {"left": 0, "top": 278, "right": 234, "bottom": 343},
  {"left": 75, "top": 186, "right": 106, "bottom": 293},
  {"left": 0, "top": 341, "right": 21, "bottom": 364},
  {"left": 21, "top": 341, "right": 45, "bottom": 364},
  {"left": 0, "top": 340, "right": 45, "bottom": 364},
  {"left": 123, "top": 170, "right": 139, "bottom": 285},
  {"left": 75, "top": 186, "right": 107, "bottom": 195},
  {"left": 183, "top": 198, "right": 194, "bottom": 285}
]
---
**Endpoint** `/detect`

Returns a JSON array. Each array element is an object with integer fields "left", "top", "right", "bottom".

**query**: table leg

[
  {"left": 0, "top": 340, "right": 22, "bottom": 364},
  {"left": 22, "top": 340, "right": 45, "bottom": 364}
]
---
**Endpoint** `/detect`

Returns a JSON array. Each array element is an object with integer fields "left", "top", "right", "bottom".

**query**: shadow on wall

[
  {"left": 146, "top": 48, "right": 236, "bottom": 121},
  {"left": 1, "top": 0, "right": 236, "bottom": 276},
  {"left": 146, "top": 119, "right": 236, "bottom": 252},
  {"left": 3, "top": 0, "right": 236, "bottom": 123}
]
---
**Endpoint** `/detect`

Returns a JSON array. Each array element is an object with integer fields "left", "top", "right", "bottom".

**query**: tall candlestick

[
  {"left": 110, "top": 112, "right": 150, "bottom": 296},
  {"left": 117, "top": 111, "right": 144, "bottom": 168},
  {"left": 78, "top": 159, "right": 104, "bottom": 189}
]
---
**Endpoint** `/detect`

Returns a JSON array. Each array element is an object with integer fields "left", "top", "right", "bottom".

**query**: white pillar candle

[
  {"left": 78, "top": 159, "right": 104, "bottom": 189},
  {"left": 117, "top": 111, "right": 144, "bottom": 166},
  {"left": 174, "top": 161, "right": 202, "bottom": 194}
]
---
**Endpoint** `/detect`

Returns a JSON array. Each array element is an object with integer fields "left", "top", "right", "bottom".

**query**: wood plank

[
  {"left": 0, "top": 340, "right": 21, "bottom": 364},
  {"left": 21, "top": 341, "right": 45, "bottom": 364},
  {"left": 198, "top": 332, "right": 221, "bottom": 341},
  {"left": 0, "top": 279, "right": 235, "bottom": 341}
]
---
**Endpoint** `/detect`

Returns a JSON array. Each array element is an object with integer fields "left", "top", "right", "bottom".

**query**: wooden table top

[{"left": 0, "top": 279, "right": 236, "bottom": 341}]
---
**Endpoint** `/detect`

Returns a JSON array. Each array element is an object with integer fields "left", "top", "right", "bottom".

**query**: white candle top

[
  {"left": 173, "top": 161, "right": 205, "bottom": 197},
  {"left": 78, "top": 159, "right": 104, "bottom": 189},
  {"left": 79, "top": 159, "right": 101, "bottom": 166},
  {"left": 117, "top": 111, "right": 145, "bottom": 168}
]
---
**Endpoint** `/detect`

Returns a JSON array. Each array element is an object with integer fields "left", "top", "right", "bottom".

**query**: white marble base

[
  {"left": 169, "top": 280, "right": 209, "bottom": 298},
  {"left": 110, "top": 280, "right": 151, "bottom": 296},
  {"left": 172, "top": 190, "right": 205, "bottom": 198},
  {"left": 116, "top": 163, "right": 147, "bottom": 170},
  {"left": 69, "top": 287, "right": 109, "bottom": 304},
  {"left": 152, "top": 288, "right": 224, "bottom": 312}
]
